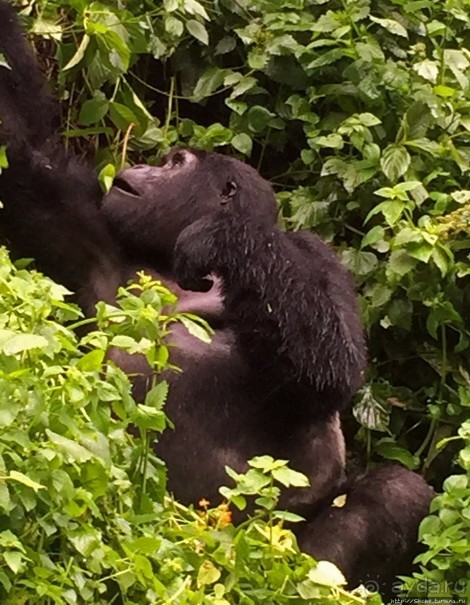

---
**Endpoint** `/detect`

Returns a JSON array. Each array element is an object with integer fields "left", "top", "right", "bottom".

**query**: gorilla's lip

[{"left": 112, "top": 176, "right": 141, "bottom": 198}]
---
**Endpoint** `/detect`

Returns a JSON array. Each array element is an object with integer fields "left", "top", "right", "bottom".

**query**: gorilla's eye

[{"left": 221, "top": 181, "right": 237, "bottom": 204}]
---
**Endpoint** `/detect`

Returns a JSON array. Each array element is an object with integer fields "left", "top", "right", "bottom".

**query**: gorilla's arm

[
  {"left": 0, "top": 1, "right": 123, "bottom": 312},
  {"left": 0, "top": 1, "right": 57, "bottom": 148},
  {"left": 174, "top": 218, "right": 366, "bottom": 414}
]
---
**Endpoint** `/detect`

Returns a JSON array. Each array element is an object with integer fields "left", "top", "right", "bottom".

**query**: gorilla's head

[{"left": 101, "top": 148, "right": 277, "bottom": 267}]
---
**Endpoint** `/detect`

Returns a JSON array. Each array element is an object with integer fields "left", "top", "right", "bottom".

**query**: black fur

[
  {"left": 297, "top": 465, "right": 434, "bottom": 591},
  {"left": 0, "top": 2, "right": 431, "bottom": 586}
]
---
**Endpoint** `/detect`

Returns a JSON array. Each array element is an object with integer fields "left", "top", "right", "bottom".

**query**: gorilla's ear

[{"left": 220, "top": 180, "right": 238, "bottom": 205}]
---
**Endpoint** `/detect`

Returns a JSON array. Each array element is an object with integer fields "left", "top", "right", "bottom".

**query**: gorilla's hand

[{"left": 173, "top": 218, "right": 217, "bottom": 292}]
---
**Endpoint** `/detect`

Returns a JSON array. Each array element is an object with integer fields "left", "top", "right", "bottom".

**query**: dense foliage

[
  {"left": 2, "top": 0, "right": 469, "bottom": 600},
  {"left": 0, "top": 248, "right": 376, "bottom": 604}
]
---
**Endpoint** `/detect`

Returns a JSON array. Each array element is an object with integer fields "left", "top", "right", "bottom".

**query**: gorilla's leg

[{"left": 297, "top": 465, "right": 433, "bottom": 590}]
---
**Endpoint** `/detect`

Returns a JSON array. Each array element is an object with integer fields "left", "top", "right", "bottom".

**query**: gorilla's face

[{"left": 101, "top": 148, "right": 277, "bottom": 266}]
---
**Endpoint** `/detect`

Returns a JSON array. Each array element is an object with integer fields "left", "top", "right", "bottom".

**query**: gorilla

[{"left": 0, "top": 1, "right": 432, "bottom": 589}]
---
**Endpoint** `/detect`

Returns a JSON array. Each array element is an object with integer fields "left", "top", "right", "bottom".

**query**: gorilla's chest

[{"left": 155, "top": 324, "right": 344, "bottom": 511}]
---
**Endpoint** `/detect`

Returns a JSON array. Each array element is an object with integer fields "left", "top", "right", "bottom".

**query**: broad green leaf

[
  {"left": 375, "top": 438, "right": 419, "bottom": 469},
  {"left": 342, "top": 249, "right": 378, "bottom": 276},
  {"left": 109, "top": 102, "right": 140, "bottom": 133},
  {"left": 79, "top": 94, "right": 110, "bottom": 125},
  {"left": 272, "top": 466, "right": 309, "bottom": 488},
  {"left": 179, "top": 316, "right": 212, "bottom": 344},
  {"left": 247, "top": 106, "right": 275, "bottom": 133},
  {"left": 145, "top": 381, "right": 169, "bottom": 410},
  {"left": 451, "top": 190, "right": 470, "bottom": 204},
  {"left": 366, "top": 200, "right": 405, "bottom": 226},
  {"left": 46, "top": 430, "right": 93, "bottom": 463},
  {"left": 370, "top": 16, "right": 408, "bottom": 38},
  {"left": 134, "top": 405, "right": 167, "bottom": 431},
  {"left": 197, "top": 560, "right": 221, "bottom": 587},
  {"left": 98, "top": 163, "right": 116, "bottom": 194},
  {"left": 63, "top": 34, "right": 90, "bottom": 70},
  {"left": 3, "top": 551, "right": 22, "bottom": 574},
  {"left": 2, "top": 334, "right": 48, "bottom": 356},
  {"left": 381, "top": 145, "right": 410, "bottom": 182},
  {"left": 407, "top": 242, "right": 434, "bottom": 263},
  {"left": 434, "top": 85, "right": 455, "bottom": 97},
  {"left": 186, "top": 20, "right": 209, "bottom": 45},
  {"left": 193, "top": 67, "right": 227, "bottom": 100},
  {"left": 361, "top": 226, "right": 385, "bottom": 249},
  {"left": 414, "top": 59, "right": 439, "bottom": 83},
  {"left": 76, "top": 349, "right": 105, "bottom": 371},
  {"left": 184, "top": 0, "right": 209, "bottom": 20},
  {"left": 231, "top": 133, "right": 253, "bottom": 156},
  {"left": 353, "top": 385, "right": 390, "bottom": 431},
  {"left": 310, "top": 133, "right": 344, "bottom": 149},
  {"left": 308, "top": 561, "right": 346, "bottom": 587},
  {"left": 165, "top": 16, "right": 184, "bottom": 37},
  {"left": 387, "top": 250, "right": 417, "bottom": 278},
  {"left": 8, "top": 471, "right": 44, "bottom": 492}
]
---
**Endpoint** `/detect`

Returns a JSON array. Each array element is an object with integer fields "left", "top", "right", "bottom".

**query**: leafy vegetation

[
  {"left": 3, "top": 0, "right": 470, "bottom": 599},
  {"left": 0, "top": 248, "right": 376, "bottom": 603}
]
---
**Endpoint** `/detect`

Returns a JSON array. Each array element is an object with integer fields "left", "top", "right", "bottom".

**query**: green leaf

[
  {"left": 370, "top": 16, "right": 408, "bottom": 38},
  {"left": 361, "top": 226, "right": 385, "bottom": 249},
  {"left": 353, "top": 386, "right": 390, "bottom": 432},
  {"left": 341, "top": 249, "right": 378, "bottom": 275},
  {"left": 8, "top": 471, "right": 44, "bottom": 492},
  {"left": 0, "top": 53, "right": 10, "bottom": 70},
  {"left": 109, "top": 102, "right": 140, "bottom": 133},
  {"left": 375, "top": 438, "right": 419, "bottom": 469},
  {"left": 407, "top": 242, "right": 434, "bottom": 263},
  {"left": 0, "top": 146, "right": 8, "bottom": 169},
  {"left": 308, "top": 561, "right": 346, "bottom": 587},
  {"left": 165, "top": 16, "right": 184, "bottom": 37},
  {"left": 197, "top": 560, "right": 221, "bottom": 587},
  {"left": 193, "top": 67, "right": 227, "bottom": 100},
  {"left": 179, "top": 316, "right": 212, "bottom": 344},
  {"left": 0, "top": 484, "right": 11, "bottom": 513},
  {"left": 186, "top": 20, "right": 209, "bottom": 45},
  {"left": 184, "top": 0, "right": 209, "bottom": 20},
  {"left": 3, "top": 551, "right": 22, "bottom": 574},
  {"left": 79, "top": 95, "right": 109, "bottom": 125},
  {"left": 99, "top": 163, "right": 116, "bottom": 194},
  {"left": 63, "top": 34, "right": 90, "bottom": 71},
  {"left": 46, "top": 430, "right": 93, "bottom": 463},
  {"left": 381, "top": 145, "right": 411, "bottom": 182},
  {"left": 247, "top": 106, "right": 275, "bottom": 133},
  {"left": 366, "top": 200, "right": 405, "bottom": 226},
  {"left": 134, "top": 405, "right": 167, "bottom": 431},
  {"left": 144, "top": 381, "right": 169, "bottom": 410},
  {"left": 76, "top": 349, "right": 105, "bottom": 371},
  {"left": 310, "top": 133, "right": 344, "bottom": 149},
  {"left": 414, "top": 59, "right": 439, "bottom": 83},
  {"left": 231, "top": 133, "right": 253, "bottom": 156},
  {"left": 434, "top": 85, "right": 455, "bottom": 97},
  {"left": 419, "top": 515, "right": 440, "bottom": 540},
  {"left": 2, "top": 334, "right": 49, "bottom": 356},
  {"left": 386, "top": 250, "right": 417, "bottom": 278},
  {"left": 230, "top": 76, "right": 257, "bottom": 99},
  {"left": 272, "top": 467, "right": 309, "bottom": 488}
]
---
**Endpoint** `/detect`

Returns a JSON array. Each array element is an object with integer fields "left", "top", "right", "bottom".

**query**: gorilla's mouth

[{"left": 112, "top": 176, "right": 141, "bottom": 197}]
